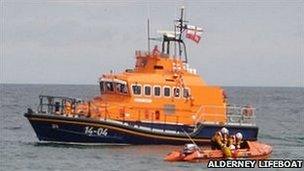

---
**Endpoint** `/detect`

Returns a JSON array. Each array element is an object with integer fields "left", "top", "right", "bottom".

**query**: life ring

[{"left": 242, "top": 106, "right": 253, "bottom": 116}]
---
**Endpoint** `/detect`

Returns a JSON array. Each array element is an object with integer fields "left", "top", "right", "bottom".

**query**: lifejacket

[
  {"left": 222, "top": 146, "right": 232, "bottom": 158},
  {"left": 227, "top": 135, "right": 236, "bottom": 147},
  {"left": 211, "top": 131, "right": 224, "bottom": 148},
  {"left": 222, "top": 134, "right": 228, "bottom": 146}
]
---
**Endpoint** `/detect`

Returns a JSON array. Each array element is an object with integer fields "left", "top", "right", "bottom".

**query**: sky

[{"left": 0, "top": 0, "right": 303, "bottom": 87}]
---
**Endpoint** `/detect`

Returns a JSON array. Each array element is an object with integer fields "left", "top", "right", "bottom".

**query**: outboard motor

[{"left": 183, "top": 143, "right": 199, "bottom": 154}]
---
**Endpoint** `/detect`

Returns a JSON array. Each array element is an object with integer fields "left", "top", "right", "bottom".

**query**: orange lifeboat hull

[{"left": 164, "top": 141, "right": 272, "bottom": 162}]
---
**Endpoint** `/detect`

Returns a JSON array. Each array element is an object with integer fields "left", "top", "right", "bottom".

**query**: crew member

[
  {"left": 221, "top": 127, "right": 229, "bottom": 146},
  {"left": 235, "top": 132, "right": 243, "bottom": 149},
  {"left": 227, "top": 134, "right": 238, "bottom": 159},
  {"left": 219, "top": 127, "right": 231, "bottom": 159},
  {"left": 211, "top": 131, "right": 223, "bottom": 150},
  {"left": 65, "top": 101, "right": 72, "bottom": 115},
  {"left": 227, "top": 134, "right": 236, "bottom": 149},
  {"left": 211, "top": 127, "right": 229, "bottom": 150}
]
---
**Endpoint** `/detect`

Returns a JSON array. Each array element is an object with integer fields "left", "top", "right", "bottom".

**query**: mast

[
  {"left": 174, "top": 21, "right": 177, "bottom": 57},
  {"left": 178, "top": 7, "right": 184, "bottom": 58},
  {"left": 175, "top": 6, "right": 188, "bottom": 63}
]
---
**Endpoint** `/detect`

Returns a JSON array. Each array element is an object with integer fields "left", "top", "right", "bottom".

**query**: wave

[
  {"left": 259, "top": 133, "right": 304, "bottom": 145},
  {"left": 32, "top": 141, "right": 130, "bottom": 149},
  {"left": 3, "top": 126, "right": 22, "bottom": 130}
]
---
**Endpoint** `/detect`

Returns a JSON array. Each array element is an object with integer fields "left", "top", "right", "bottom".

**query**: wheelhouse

[
  {"left": 99, "top": 77, "right": 191, "bottom": 100},
  {"left": 99, "top": 78, "right": 128, "bottom": 95}
]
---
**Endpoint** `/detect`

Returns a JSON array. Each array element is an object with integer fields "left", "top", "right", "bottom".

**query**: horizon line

[{"left": 0, "top": 83, "right": 303, "bottom": 88}]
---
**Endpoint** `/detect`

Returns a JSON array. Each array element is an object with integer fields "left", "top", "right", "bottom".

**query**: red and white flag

[{"left": 185, "top": 25, "right": 203, "bottom": 44}]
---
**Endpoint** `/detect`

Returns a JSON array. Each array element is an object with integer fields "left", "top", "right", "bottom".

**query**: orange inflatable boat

[{"left": 164, "top": 141, "right": 272, "bottom": 162}]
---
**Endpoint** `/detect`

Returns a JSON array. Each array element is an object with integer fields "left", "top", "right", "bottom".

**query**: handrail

[
  {"left": 37, "top": 95, "right": 83, "bottom": 115},
  {"left": 193, "top": 105, "right": 256, "bottom": 126},
  {"left": 36, "top": 95, "right": 256, "bottom": 129},
  {"left": 194, "top": 105, "right": 204, "bottom": 125}
]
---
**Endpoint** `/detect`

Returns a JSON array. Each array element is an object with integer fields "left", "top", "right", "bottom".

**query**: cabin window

[
  {"left": 132, "top": 84, "right": 142, "bottom": 95},
  {"left": 173, "top": 87, "right": 180, "bottom": 98},
  {"left": 154, "top": 86, "right": 161, "bottom": 97},
  {"left": 116, "top": 83, "right": 128, "bottom": 94},
  {"left": 100, "top": 81, "right": 105, "bottom": 93},
  {"left": 144, "top": 85, "right": 151, "bottom": 96},
  {"left": 105, "top": 82, "right": 114, "bottom": 92},
  {"left": 164, "top": 87, "right": 171, "bottom": 97},
  {"left": 154, "top": 65, "right": 164, "bottom": 70},
  {"left": 183, "top": 88, "right": 190, "bottom": 98}
]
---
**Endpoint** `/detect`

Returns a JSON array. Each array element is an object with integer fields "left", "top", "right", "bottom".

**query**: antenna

[
  {"left": 147, "top": 19, "right": 151, "bottom": 52},
  {"left": 174, "top": 22, "right": 176, "bottom": 57}
]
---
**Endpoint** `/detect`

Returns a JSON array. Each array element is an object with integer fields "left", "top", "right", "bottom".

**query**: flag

[
  {"left": 185, "top": 25, "right": 203, "bottom": 44},
  {"left": 186, "top": 30, "right": 201, "bottom": 43}
]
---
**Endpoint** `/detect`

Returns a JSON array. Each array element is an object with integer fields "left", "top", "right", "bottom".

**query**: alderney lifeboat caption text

[{"left": 207, "top": 159, "right": 303, "bottom": 168}]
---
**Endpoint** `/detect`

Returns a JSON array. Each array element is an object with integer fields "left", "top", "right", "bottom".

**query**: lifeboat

[
  {"left": 24, "top": 7, "right": 259, "bottom": 145},
  {"left": 164, "top": 141, "right": 272, "bottom": 162}
]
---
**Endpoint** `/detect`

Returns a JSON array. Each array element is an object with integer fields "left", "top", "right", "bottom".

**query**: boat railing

[
  {"left": 193, "top": 105, "right": 204, "bottom": 125},
  {"left": 36, "top": 96, "right": 184, "bottom": 131},
  {"left": 135, "top": 50, "right": 150, "bottom": 57},
  {"left": 36, "top": 95, "right": 84, "bottom": 115},
  {"left": 227, "top": 105, "right": 256, "bottom": 125},
  {"left": 34, "top": 95, "right": 187, "bottom": 134},
  {"left": 194, "top": 105, "right": 256, "bottom": 126},
  {"left": 35, "top": 96, "right": 255, "bottom": 133}
]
